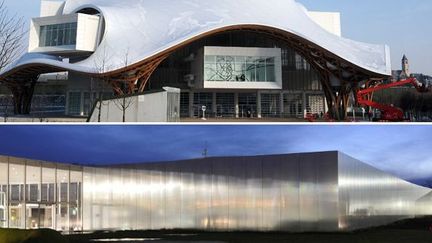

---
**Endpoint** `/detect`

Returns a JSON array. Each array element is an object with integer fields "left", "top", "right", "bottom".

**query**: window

[
  {"left": 68, "top": 92, "right": 81, "bottom": 115},
  {"left": 39, "top": 22, "right": 77, "bottom": 47},
  {"left": 205, "top": 55, "right": 277, "bottom": 82}
]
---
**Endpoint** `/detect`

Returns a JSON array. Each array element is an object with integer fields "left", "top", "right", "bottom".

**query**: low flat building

[{"left": 0, "top": 151, "right": 429, "bottom": 232}]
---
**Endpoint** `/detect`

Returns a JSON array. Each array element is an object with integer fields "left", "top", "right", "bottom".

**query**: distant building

[
  {"left": 412, "top": 73, "right": 432, "bottom": 87},
  {"left": 392, "top": 55, "right": 410, "bottom": 81},
  {"left": 392, "top": 55, "right": 431, "bottom": 86}
]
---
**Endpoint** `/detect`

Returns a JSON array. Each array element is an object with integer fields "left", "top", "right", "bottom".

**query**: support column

[
  {"left": 212, "top": 92, "right": 217, "bottom": 117},
  {"left": 65, "top": 92, "right": 70, "bottom": 116},
  {"left": 189, "top": 92, "right": 194, "bottom": 118},
  {"left": 257, "top": 91, "right": 262, "bottom": 119},
  {"left": 80, "top": 91, "right": 85, "bottom": 116},
  {"left": 234, "top": 93, "right": 239, "bottom": 118},
  {"left": 324, "top": 96, "right": 329, "bottom": 114},
  {"left": 23, "top": 160, "right": 26, "bottom": 229},
  {"left": 279, "top": 92, "right": 284, "bottom": 118},
  {"left": 303, "top": 92, "right": 307, "bottom": 118},
  {"left": 7, "top": 157, "right": 9, "bottom": 228}
]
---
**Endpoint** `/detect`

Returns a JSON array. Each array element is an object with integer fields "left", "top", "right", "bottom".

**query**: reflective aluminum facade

[{"left": 0, "top": 151, "right": 430, "bottom": 232}]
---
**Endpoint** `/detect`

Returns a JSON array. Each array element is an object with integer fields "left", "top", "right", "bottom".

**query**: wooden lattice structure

[{"left": 0, "top": 25, "right": 389, "bottom": 119}]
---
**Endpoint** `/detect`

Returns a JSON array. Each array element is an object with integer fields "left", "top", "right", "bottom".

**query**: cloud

[{"left": 0, "top": 125, "right": 430, "bottom": 181}]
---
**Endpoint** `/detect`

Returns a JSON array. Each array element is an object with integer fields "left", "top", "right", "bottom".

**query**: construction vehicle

[{"left": 357, "top": 78, "right": 430, "bottom": 122}]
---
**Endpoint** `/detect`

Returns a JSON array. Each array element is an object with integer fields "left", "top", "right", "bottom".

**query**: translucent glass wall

[
  {"left": 82, "top": 152, "right": 340, "bottom": 231},
  {"left": 1, "top": 152, "right": 430, "bottom": 232},
  {"left": 338, "top": 152, "right": 431, "bottom": 230},
  {"left": 0, "top": 156, "right": 82, "bottom": 231}
]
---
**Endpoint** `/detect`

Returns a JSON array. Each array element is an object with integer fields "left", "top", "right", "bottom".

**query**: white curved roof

[{"left": 1, "top": 0, "right": 391, "bottom": 78}]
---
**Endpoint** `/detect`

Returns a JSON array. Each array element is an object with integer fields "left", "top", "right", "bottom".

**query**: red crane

[{"left": 357, "top": 78, "right": 430, "bottom": 121}]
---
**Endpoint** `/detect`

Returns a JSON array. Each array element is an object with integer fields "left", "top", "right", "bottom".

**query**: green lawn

[
  {"left": 1, "top": 217, "right": 432, "bottom": 243},
  {"left": 0, "top": 228, "right": 67, "bottom": 243},
  {"left": 65, "top": 229, "right": 432, "bottom": 243}
]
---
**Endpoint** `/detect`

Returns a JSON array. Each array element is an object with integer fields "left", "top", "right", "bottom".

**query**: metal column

[
  {"left": 280, "top": 92, "right": 285, "bottom": 118},
  {"left": 234, "top": 93, "right": 239, "bottom": 118},
  {"left": 189, "top": 92, "right": 194, "bottom": 118},
  {"left": 257, "top": 91, "right": 262, "bottom": 118}
]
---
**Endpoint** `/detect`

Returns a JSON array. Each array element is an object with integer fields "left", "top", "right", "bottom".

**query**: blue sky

[
  {"left": 0, "top": 125, "right": 431, "bottom": 182},
  {"left": 2, "top": 0, "right": 432, "bottom": 75}
]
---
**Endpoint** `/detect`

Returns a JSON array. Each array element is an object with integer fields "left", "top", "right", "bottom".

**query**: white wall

[
  {"left": 40, "top": 0, "right": 65, "bottom": 17},
  {"left": 29, "top": 13, "right": 100, "bottom": 53},
  {"left": 76, "top": 14, "right": 101, "bottom": 52},
  {"left": 88, "top": 88, "right": 180, "bottom": 122},
  {"left": 307, "top": 11, "right": 342, "bottom": 37}
]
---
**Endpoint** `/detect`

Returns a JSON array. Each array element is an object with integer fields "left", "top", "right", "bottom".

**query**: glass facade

[
  {"left": 39, "top": 23, "right": 77, "bottom": 47},
  {"left": 146, "top": 30, "right": 325, "bottom": 118},
  {"left": 68, "top": 92, "right": 82, "bottom": 116},
  {"left": 0, "top": 156, "right": 82, "bottom": 231},
  {"left": 204, "top": 55, "right": 276, "bottom": 82},
  {"left": 0, "top": 153, "right": 430, "bottom": 232},
  {"left": 147, "top": 30, "right": 321, "bottom": 91}
]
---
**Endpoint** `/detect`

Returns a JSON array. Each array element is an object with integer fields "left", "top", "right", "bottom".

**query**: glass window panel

[
  {"left": 0, "top": 159, "right": 7, "bottom": 228},
  {"left": 38, "top": 23, "right": 78, "bottom": 47},
  {"left": 70, "top": 27, "right": 77, "bottom": 45},
  {"left": 57, "top": 168, "right": 69, "bottom": 231},
  {"left": 65, "top": 27, "right": 71, "bottom": 45},
  {"left": 204, "top": 63, "right": 216, "bottom": 81},
  {"left": 26, "top": 163, "right": 41, "bottom": 229},
  {"left": 256, "top": 58, "right": 266, "bottom": 82},
  {"left": 39, "top": 204, "right": 54, "bottom": 229},
  {"left": 234, "top": 63, "right": 245, "bottom": 82},
  {"left": 9, "top": 161, "right": 25, "bottom": 228},
  {"left": 266, "top": 57, "right": 275, "bottom": 64},
  {"left": 261, "top": 93, "right": 281, "bottom": 117},
  {"left": 58, "top": 27, "right": 64, "bottom": 46},
  {"left": 205, "top": 55, "right": 215, "bottom": 63},
  {"left": 41, "top": 184, "right": 48, "bottom": 202},
  {"left": 10, "top": 185, "right": 20, "bottom": 201},
  {"left": 235, "top": 56, "right": 245, "bottom": 63},
  {"left": 26, "top": 164, "right": 40, "bottom": 202},
  {"left": 68, "top": 92, "right": 81, "bottom": 115},
  {"left": 45, "top": 29, "right": 52, "bottom": 47},
  {"left": 245, "top": 63, "right": 256, "bottom": 82},
  {"left": 60, "top": 183, "right": 68, "bottom": 202},
  {"left": 266, "top": 63, "right": 275, "bottom": 82},
  {"left": 69, "top": 169, "right": 82, "bottom": 231},
  {"left": 42, "top": 166, "right": 56, "bottom": 203},
  {"left": 28, "top": 185, "right": 38, "bottom": 202},
  {"left": 204, "top": 54, "right": 278, "bottom": 83},
  {"left": 39, "top": 26, "right": 46, "bottom": 47},
  {"left": 51, "top": 25, "right": 58, "bottom": 46}
]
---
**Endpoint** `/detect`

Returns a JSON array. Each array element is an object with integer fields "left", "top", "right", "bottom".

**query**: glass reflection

[
  {"left": 205, "top": 55, "right": 276, "bottom": 82},
  {"left": 0, "top": 152, "right": 430, "bottom": 232}
]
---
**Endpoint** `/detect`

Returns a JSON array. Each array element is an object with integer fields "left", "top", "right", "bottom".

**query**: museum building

[
  {"left": 0, "top": 151, "right": 430, "bottom": 232},
  {"left": 0, "top": 0, "right": 391, "bottom": 119}
]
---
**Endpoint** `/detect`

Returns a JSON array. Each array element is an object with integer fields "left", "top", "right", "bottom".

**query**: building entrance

[
  {"left": 238, "top": 93, "right": 257, "bottom": 118},
  {"left": 261, "top": 93, "right": 281, "bottom": 118},
  {"left": 283, "top": 93, "right": 304, "bottom": 117}
]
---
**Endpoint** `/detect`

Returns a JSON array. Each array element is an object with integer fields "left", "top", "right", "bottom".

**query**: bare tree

[
  {"left": 93, "top": 45, "right": 112, "bottom": 122},
  {"left": 0, "top": 0, "right": 25, "bottom": 72},
  {"left": 0, "top": 0, "right": 26, "bottom": 116},
  {"left": 1, "top": 94, "right": 11, "bottom": 122},
  {"left": 113, "top": 48, "right": 135, "bottom": 122}
]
